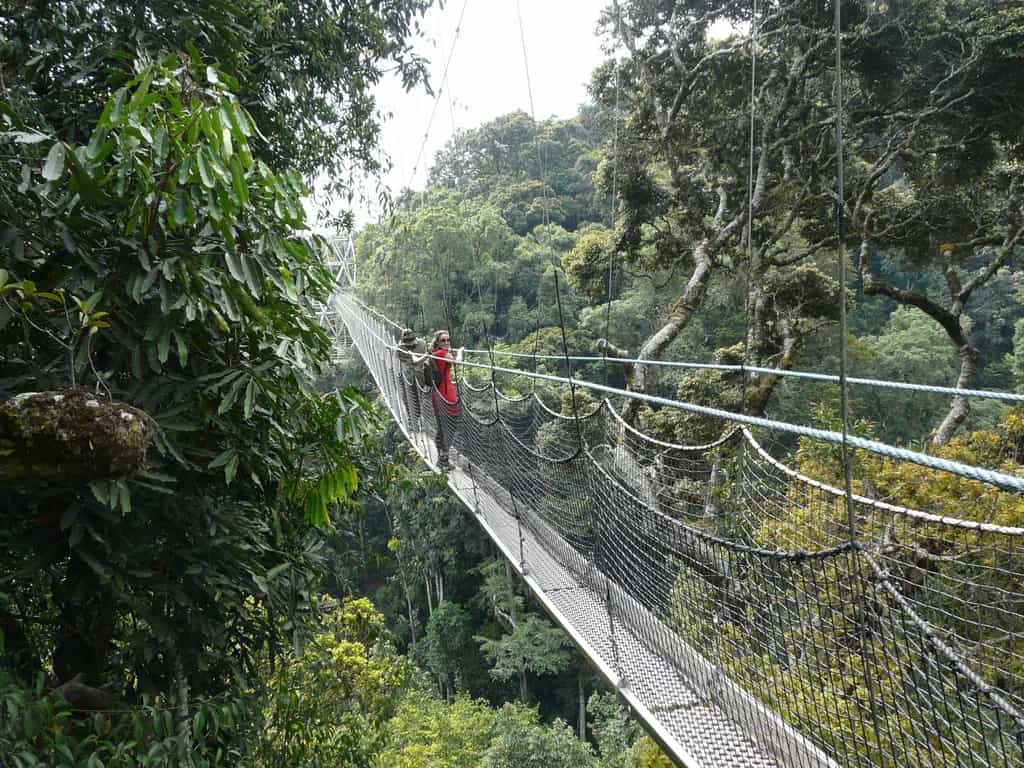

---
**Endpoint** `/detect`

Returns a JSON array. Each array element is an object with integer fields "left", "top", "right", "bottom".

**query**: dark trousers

[
  {"left": 402, "top": 372, "right": 421, "bottom": 425},
  {"left": 432, "top": 392, "right": 459, "bottom": 464}
]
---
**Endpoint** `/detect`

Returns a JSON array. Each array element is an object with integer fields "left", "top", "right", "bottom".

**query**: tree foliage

[
  {"left": 0, "top": 1, "right": 428, "bottom": 764},
  {"left": 1, "top": 0, "right": 431, "bottom": 219},
  {"left": 250, "top": 597, "right": 410, "bottom": 768}
]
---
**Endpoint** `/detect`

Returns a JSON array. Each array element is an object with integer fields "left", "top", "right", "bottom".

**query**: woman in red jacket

[{"left": 428, "top": 329, "right": 463, "bottom": 470}]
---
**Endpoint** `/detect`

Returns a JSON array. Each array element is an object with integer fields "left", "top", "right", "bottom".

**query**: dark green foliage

[
  {"left": 0, "top": 0, "right": 431, "bottom": 220},
  {"left": 0, "top": 0, "right": 430, "bottom": 764}
]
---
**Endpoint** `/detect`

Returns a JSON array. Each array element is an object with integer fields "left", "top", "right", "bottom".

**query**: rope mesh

[{"left": 337, "top": 294, "right": 1024, "bottom": 768}]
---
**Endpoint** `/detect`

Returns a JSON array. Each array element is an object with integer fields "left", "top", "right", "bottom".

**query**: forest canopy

[{"left": 3, "top": 0, "right": 1024, "bottom": 766}]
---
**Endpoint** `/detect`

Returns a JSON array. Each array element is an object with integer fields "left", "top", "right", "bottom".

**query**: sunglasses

[{"left": 439, "top": 337, "right": 450, "bottom": 343}]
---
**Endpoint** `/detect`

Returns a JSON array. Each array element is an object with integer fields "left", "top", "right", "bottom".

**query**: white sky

[{"left": 345, "top": 0, "right": 611, "bottom": 227}]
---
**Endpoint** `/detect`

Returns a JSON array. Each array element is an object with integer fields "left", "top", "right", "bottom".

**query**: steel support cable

[
  {"left": 834, "top": 0, "right": 854, "bottom": 546},
  {"left": 834, "top": 1, "right": 887, "bottom": 750},
  {"left": 339, "top": 294, "right": 1024, "bottom": 493},
  {"left": 348, "top": 292, "right": 1024, "bottom": 407},
  {"left": 515, "top": 0, "right": 549, "bottom": 229},
  {"left": 407, "top": 0, "right": 471, "bottom": 192},
  {"left": 722, "top": 1, "right": 762, "bottom": 725},
  {"left": 603, "top": 4, "right": 623, "bottom": 386},
  {"left": 453, "top": 346, "right": 1024, "bottom": 403},
  {"left": 740, "top": 0, "right": 760, "bottom": 419}
]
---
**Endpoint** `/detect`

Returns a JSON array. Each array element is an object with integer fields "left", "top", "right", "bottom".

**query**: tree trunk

[
  {"left": 577, "top": 673, "right": 586, "bottom": 740},
  {"left": 703, "top": 454, "right": 722, "bottom": 519},
  {"left": 519, "top": 665, "right": 529, "bottom": 704},
  {"left": 174, "top": 655, "right": 192, "bottom": 755},
  {"left": 623, "top": 245, "right": 714, "bottom": 423},
  {"left": 932, "top": 342, "right": 979, "bottom": 447},
  {"left": 405, "top": 590, "right": 417, "bottom": 645}
]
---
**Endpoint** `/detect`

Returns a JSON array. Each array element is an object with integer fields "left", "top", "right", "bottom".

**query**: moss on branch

[{"left": 0, "top": 390, "right": 151, "bottom": 483}]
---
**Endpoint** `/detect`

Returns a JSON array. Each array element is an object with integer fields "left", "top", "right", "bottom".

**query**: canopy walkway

[{"left": 334, "top": 293, "right": 1024, "bottom": 768}]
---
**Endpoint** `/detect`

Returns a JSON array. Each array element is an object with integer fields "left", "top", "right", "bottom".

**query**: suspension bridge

[{"left": 326, "top": 289, "right": 1024, "bottom": 768}]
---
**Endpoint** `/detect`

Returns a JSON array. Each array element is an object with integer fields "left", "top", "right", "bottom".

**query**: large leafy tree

[
  {"left": 1, "top": 0, "right": 431, "bottom": 218},
  {"left": 252, "top": 597, "right": 410, "bottom": 768},
  {"left": 474, "top": 560, "right": 573, "bottom": 704},
  {"left": 835, "top": 0, "right": 1024, "bottom": 444},
  {"left": 0, "top": 0, "right": 431, "bottom": 761},
  {"left": 593, "top": 0, "right": 1023, "bottom": 437},
  {"left": 0, "top": 54, "right": 375, "bottom": 714},
  {"left": 429, "top": 111, "right": 608, "bottom": 234}
]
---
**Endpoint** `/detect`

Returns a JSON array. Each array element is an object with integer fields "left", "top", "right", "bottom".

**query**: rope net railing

[{"left": 336, "top": 293, "right": 1024, "bottom": 768}]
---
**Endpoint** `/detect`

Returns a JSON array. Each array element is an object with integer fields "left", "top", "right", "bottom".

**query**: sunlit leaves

[{"left": 41, "top": 142, "right": 65, "bottom": 180}]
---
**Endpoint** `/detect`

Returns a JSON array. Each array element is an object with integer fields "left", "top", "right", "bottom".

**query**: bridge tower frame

[{"left": 316, "top": 234, "right": 356, "bottom": 363}]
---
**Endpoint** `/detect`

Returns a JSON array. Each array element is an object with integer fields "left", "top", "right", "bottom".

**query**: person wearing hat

[{"left": 396, "top": 328, "right": 428, "bottom": 428}]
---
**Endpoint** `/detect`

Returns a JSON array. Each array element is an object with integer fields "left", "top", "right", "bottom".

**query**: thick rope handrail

[
  {"left": 861, "top": 549, "right": 1024, "bottom": 729},
  {"left": 605, "top": 398, "right": 741, "bottom": 453},
  {"left": 740, "top": 428, "right": 1024, "bottom": 535},
  {"left": 340, "top": 294, "right": 1024, "bottom": 494},
  {"left": 586, "top": 445, "right": 858, "bottom": 561},
  {"left": 459, "top": 348, "right": 1024, "bottom": 403}
]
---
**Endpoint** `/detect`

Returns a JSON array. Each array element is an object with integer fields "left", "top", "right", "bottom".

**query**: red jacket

[{"left": 432, "top": 347, "right": 458, "bottom": 404}]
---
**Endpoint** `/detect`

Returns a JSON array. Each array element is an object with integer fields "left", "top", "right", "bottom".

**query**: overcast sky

[{"left": 342, "top": 0, "right": 611, "bottom": 227}]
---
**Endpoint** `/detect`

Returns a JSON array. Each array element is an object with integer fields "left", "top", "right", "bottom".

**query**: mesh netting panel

[{"left": 337, "top": 295, "right": 1024, "bottom": 768}]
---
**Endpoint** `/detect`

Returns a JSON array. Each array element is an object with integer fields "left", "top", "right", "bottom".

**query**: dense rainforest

[
  {"left": 0, "top": 0, "right": 670, "bottom": 765},
  {"left": 2, "top": 0, "right": 1023, "bottom": 766}
]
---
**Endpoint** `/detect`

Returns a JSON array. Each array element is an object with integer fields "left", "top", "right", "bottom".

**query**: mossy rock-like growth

[{"left": 0, "top": 389, "right": 151, "bottom": 483}]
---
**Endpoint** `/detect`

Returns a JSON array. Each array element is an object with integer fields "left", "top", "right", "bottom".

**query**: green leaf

[
  {"left": 225, "top": 452, "right": 238, "bottom": 485},
  {"left": 196, "top": 149, "right": 215, "bottom": 189},
  {"left": 243, "top": 378, "right": 256, "bottom": 419},
  {"left": 157, "top": 328, "right": 170, "bottom": 364},
  {"left": 41, "top": 142, "right": 65, "bottom": 181},
  {"left": 84, "top": 290, "right": 103, "bottom": 313},
  {"left": 8, "top": 130, "right": 49, "bottom": 144},
  {"left": 218, "top": 107, "right": 234, "bottom": 159},
  {"left": 90, "top": 481, "right": 110, "bottom": 505},
  {"left": 230, "top": 155, "right": 249, "bottom": 205},
  {"left": 153, "top": 126, "right": 169, "bottom": 159},
  {"left": 60, "top": 505, "right": 78, "bottom": 530},
  {"left": 98, "top": 88, "right": 127, "bottom": 127},
  {"left": 241, "top": 255, "right": 260, "bottom": 296},
  {"left": 175, "top": 332, "right": 189, "bottom": 368},
  {"left": 193, "top": 710, "right": 207, "bottom": 740},
  {"left": 218, "top": 373, "right": 246, "bottom": 414},
  {"left": 119, "top": 483, "right": 132, "bottom": 514},
  {"left": 129, "top": 70, "right": 153, "bottom": 108},
  {"left": 208, "top": 448, "right": 236, "bottom": 469},
  {"left": 172, "top": 189, "right": 189, "bottom": 227},
  {"left": 225, "top": 250, "right": 246, "bottom": 282},
  {"left": 266, "top": 562, "right": 290, "bottom": 581}
]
